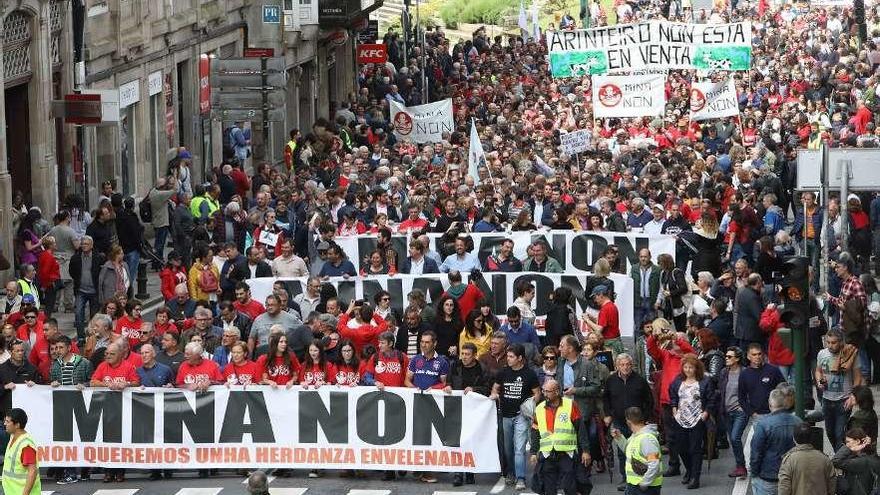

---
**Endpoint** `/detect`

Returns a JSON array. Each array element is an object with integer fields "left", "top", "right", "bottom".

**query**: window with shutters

[{"left": 3, "top": 11, "right": 33, "bottom": 86}]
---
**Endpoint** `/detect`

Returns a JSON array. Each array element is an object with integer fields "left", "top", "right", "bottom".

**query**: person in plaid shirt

[{"left": 823, "top": 253, "right": 869, "bottom": 380}]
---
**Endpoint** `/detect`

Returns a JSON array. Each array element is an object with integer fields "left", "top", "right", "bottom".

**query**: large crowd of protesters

[{"left": 5, "top": 0, "right": 880, "bottom": 493}]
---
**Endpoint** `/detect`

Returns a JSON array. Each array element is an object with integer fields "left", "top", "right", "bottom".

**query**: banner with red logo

[
  {"left": 591, "top": 74, "right": 665, "bottom": 118},
  {"left": 198, "top": 54, "right": 211, "bottom": 116},
  {"left": 689, "top": 78, "right": 739, "bottom": 122},
  {"left": 357, "top": 43, "right": 388, "bottom": 64},
  {"left": 389, "top": 99, "right": 454, "bottom": 143}
]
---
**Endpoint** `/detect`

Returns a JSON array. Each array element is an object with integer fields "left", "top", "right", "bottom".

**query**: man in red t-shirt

[
  {"left": 29, "top": 318, "right": 80, "bottom": 381},
  {"left": 176, "top": 341, "right": 223, "bottom": 391},
  {"left": 89, "top": 342, "right": 139, "bottom": 482},
  {"left": 233, "top": 283, "right": 265, "bottom": 321},
  {"left": 364, "top": 332, "right": 409, "bottom": 388},
  {"left": 583, "top": 285, "right": 623, "bottom": 354}
]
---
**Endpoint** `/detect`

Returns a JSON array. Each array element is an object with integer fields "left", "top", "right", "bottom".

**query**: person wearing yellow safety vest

[
  {"left": 2, "top": 408, "right": 40, "bottom": 495},
  {"left": 611, "top": 406, "right": 663, "bottom": 495},
  {"left": 190, "top": 184, "right": 221, "bottom": 223},
  {"left": 529, "top": 379, "right": 590, "bottom": 495},
  {"left": 283, "top": 129, "right": 300, "bottom": 172}
]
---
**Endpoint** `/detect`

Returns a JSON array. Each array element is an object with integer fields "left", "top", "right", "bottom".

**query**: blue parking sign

[{"left": 263, "top": 5, "right": 281, "bottom": 23}]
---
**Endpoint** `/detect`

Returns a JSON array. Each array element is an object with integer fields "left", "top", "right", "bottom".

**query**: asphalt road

[{"left": 25, "top": 450, "right": 743, "bottom": 495}]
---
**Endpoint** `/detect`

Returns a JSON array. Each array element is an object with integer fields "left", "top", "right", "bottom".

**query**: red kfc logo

[{"left": 357, "top": 44, "right": 388, "bottom": 64}]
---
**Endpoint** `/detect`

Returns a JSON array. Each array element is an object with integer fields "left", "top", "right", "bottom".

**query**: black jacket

[
  {"left": 707, "top": 312, "right": 735, "bottom": 348},
  {"left": 447, "top": 360, "right": 490, "bottom": 395},
  {"left": 395, "top": 321, "right": 429, "bottom": 353},
  {"left": 116, "top": 208, "right": 144, "bottom": 254},
  {"left": 85, "top": 220, "right": 113, "bottom": 256},
  {"left": 668, "top": 376, "right": 716, "bottom": 415},
  {"left": 231, "top": 260, "right": 272, "bottom": 280},
  {"left": 70, "top": 250, "right": 106, "bottom": 293},
  {"left": 733, "top": 286, "right": 764, "bottom": 344},
  {"left": 602, "top": 371, "right": 654, "bottom": 424},
  {"left": 0, "top": 359, "right": 41, "bottom": 414}
]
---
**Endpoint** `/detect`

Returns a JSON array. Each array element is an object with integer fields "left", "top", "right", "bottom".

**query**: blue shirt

[
  {"left": 563, "top": 360, "right": 575, "bottom": 389},
  {"left": 500, "top": 322, "right": 541, "bottom": 349},
  {"left": 408, "top": 353, "right": 450, "bottom": 390},
  {"left": 318, "top": 259, "right": 357, "bottom": 277},
  {"left": 440, "top": 253, "right": 481, "bottom": 273},
  {"left": 137, "top": 362, "right": 174, "bottom": 387}
]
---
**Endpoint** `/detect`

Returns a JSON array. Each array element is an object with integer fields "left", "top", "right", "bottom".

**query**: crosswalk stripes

[
  {"left": 346, "top": 490, "right": 391, "bottom": 495},
  {"left": 92, "top": 490, "right": 140, "bottom": 495},
  {"left": 432, "top": 491, "right": 478, "bottom": 495},
  {"left": 172, "top": 489, "right": 223, "bottom": 495},
  {"left": 266, "top": 489, "right": 308, "bottom": 495}
]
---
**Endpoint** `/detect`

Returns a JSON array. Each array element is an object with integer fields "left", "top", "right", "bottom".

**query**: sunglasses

[{"left": 543, "top": 355, "right": 557, "bottom": 361}]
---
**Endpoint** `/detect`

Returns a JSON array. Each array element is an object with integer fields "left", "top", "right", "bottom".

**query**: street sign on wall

[{"left": 263, "top": 5, "right": 281, "bottom": 23}]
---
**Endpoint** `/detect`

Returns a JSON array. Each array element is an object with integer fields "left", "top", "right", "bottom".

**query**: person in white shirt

[
  {"left": 643, "top": 204, "right": 667, "bottom": 235},
  {"left": 272, "top": 239, "right": 309, "bottom": 277},
  {"left": 293, "top": 277, "right": 322, "bottom": 317}
]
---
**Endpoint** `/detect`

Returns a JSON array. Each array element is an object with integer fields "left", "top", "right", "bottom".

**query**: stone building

[{"left": 0, "top": 0, "right": 374, "bottom": 278}]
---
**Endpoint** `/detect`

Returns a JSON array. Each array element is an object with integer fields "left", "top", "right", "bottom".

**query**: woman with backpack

[
  {"left": 657, "top": 253, "right": 689, "bottom": 333},
  {"left": 187, "top": 246, "right": 220, "bottom": 308}
]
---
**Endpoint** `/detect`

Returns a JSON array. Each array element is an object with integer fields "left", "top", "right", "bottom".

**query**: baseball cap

[{"left": 590, "top": 285, "right": 609, "bottom": 297}]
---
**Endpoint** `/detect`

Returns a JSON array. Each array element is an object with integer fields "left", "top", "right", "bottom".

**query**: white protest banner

[
  {"left": 690, "top": 78, "right": 739, "bottom": 121},
  {"left": 390, "top": 98, "right": 454, "bottom": 143},
  {"left": 14, "top": 386, "right": 500, "bottom": 472},
  {"left": 560, "top": 129, "right": 592, "bottom": 155},
  {"left": 547, "top": 21, "right": 752, "bottom": 77},
  {"left": 592, "top": 74, "right": 666, "bottom": 118},
  {"left": 248, "top": 272, "right": 636, "bottom": 338},
  {"left": 347, "top": 230, "right": 676, "bottom": 276}
]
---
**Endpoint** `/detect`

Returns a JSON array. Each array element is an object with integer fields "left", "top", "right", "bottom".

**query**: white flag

[
  {"left": 518, "top": 0, "right": 529, "bottom": 38},
  {"left": 690, "top": 79, "right": 740, "bottom": 121},
  {"left": 468, "top": 119, "right": 484, "bottom": 185},
  {"left": 531, "top": 4, "right": 541, "bottom": 40}
]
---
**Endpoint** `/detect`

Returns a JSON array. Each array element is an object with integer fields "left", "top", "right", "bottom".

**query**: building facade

[{"left": 0, "top": 0, "right": 373, "bottom": 279}]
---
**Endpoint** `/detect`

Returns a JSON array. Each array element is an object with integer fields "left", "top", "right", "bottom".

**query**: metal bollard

[{"left": 136, "top": 262, "right": 150, "bottom": 300}]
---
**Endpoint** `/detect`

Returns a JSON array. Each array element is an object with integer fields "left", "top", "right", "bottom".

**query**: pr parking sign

[{"left": 263, "top": 5, "right": 281, "bottom": 23}]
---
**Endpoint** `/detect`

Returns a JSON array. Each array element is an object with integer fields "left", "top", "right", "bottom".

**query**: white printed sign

[
  {"left": 118, "top": 79, "right": 141, "bottom": 108},
  {"left": 390, "top": 99, "right": 454, "bottom": 144},
  {"left": 148, "top": 71, "right": 163, "bottom": 96},
  {"left": 690, "top": 78, "right": 739, "bottom": 121},
  {"left": 592, "top": 74, "right": 666, "bottom": 118},
  {"left": 560, "top": 129, "right": 592, "bottom": 155}
]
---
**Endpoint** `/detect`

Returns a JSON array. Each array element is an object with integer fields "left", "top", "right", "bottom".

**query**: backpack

[
  {"left": 199, "top": 267, "right": 219, "bottom": 293},
  {"left": 139, "top": 190, "right": 153, "bottom": 224}
]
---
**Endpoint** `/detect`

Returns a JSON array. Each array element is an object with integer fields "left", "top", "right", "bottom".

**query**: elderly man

[
  {"left": 166, "top": 283, "right": 196, "bottom": 322},
  {"left": 191, "top": 307, "right": 223, "bottom": 354},
  {"left": 249, "top": 295, "right": 301, "bottom": 354},
  {"left": 212, "top": 327, "right": 241, "bottom": 371},
  {"left": 293, "top": 277, "right": 322, "bottom": 317},
  {"left": 69, "top": 236, "right": 104, "bottom": 345},
  {"left": 778, "top": 423, "right": 836, "bottom": 495},
  {"left": 733, "top": 273, "right": 765, "bottom": 350},
  {"left": 247, "top": 470, "right": 270, "bottom": 495},
  {"left": 603, "top": 353, "right": 654, "bottom": 491},
  {"left": 749, "top": 389, "right": 803, "bottom": 495},
  {"left": 90, "top": 342, "right": 139, "bottom": 482},
  {"left": 137, "top": 343, "right": 174, "bottom": 388}
]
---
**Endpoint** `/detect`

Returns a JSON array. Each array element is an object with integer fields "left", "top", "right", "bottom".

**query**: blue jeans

[
  {"left": 501, "top": 414, "right": 529, "bottom": 481},
  {"left": 125, "top": 250, "right": 140, "bottom": 288},
  {"left": 725, "top": 409, "right": 747, "bottom": 468},
  {"left": 751, "top": 476, "right": 779, "bottom": 495},
  {"left": 822, "top": 397, "right": 850, "bottom": 452},
  {"left": 777, "top": 365, "right": 793, "bottom": 384},
  {"left": 154, "top": 226, "right": 169, "bottom": 261},
  {"left": 858, "top": 348, "right": 872, "bottom": 383},
  {"left": 75, "top": 291, "right": 99, "bottom": 342}
]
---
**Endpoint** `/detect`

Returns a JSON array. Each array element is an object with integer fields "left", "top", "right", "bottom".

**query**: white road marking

[
  {"left": 433, "top": 492, "right": 478, "bottom": 495},
  {"left": 268, "top": 489, "right": 309, "bottom": 495},
  {"left": 346, "top": 491, "right": 391, "bottom": 495},
  {"left": 92, "top": 490, "right": 140, "bottom": 495},
  {"left": 489, "top": 476, "right": 506, "bottom": 493},
  {"left": 172, "top": 489, "right": 223, "bottom": 495}
]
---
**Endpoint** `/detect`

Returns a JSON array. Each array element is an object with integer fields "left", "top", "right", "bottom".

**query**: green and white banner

[{"left": 547, "top": 21, "right": 751, "bottom": 78}]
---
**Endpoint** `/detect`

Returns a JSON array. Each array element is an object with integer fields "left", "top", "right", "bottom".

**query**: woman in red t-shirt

[
  {"left": 334, "top": 341, "right": 361, "bottom": 387},
  {"left": 115, "top": 300, "right": 145, "bottom": 349},
  {"left": 258, "top": 334, "right": 302, "bottom": 388},
  {"left": 153, "top": 307, "right": 179, "bottom": 336},
  {"left": 300, "top": 339, "right": 336, "bottom": 389},
  {"left": 223, "top": 342, "right": 262, "bottom": 386}
]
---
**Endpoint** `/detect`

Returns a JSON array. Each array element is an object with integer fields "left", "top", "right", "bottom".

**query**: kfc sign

[{"left": 357, "top": 44, "right": 387, "bottom": 64}]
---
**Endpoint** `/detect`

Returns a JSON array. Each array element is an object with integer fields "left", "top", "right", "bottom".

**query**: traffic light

[
  {"left": 776, "top": 255, "right": 811, "bottom": 418},
  {"left": 777, "top": 256, "right": 810, "bottom": 330}
]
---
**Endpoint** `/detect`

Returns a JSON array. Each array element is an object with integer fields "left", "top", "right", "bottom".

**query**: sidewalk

[{"left": 54, "top": 266, "right": 166, "bottom": 339}]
